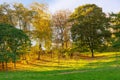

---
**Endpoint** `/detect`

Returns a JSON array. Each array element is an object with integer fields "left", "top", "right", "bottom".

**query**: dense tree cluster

[
  {"left": 0, "top": 23, "right": 30, "bottom": 69},
  {"left": 0, "top": 2, "right": 120, "bottom": 70}
]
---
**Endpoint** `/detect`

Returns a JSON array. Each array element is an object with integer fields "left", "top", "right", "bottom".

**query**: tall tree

[
  {"left": 70, "top": 4, "right": 110, "bottom": 57},
  {"left": 30, "top": 2, "right": 52, "bottom": 59},
  {"left": 52, "top": 10, "right": 71, "bottom": 49}
]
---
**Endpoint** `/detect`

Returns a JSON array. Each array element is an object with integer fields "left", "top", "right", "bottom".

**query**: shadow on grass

[{"left": 28, "top": 62, "right": 70, "bottom": 69}]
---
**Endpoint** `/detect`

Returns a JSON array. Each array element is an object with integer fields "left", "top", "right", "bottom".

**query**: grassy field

[
  {"left": 0, "top": 67, "right": 120, "bottom": 80},
  {"left": 0, "top": 52, "right": 120, "bottom": 80}
]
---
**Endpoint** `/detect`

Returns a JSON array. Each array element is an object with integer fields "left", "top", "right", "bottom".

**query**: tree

[
  {"left": 0, "top": 3, "right": 33, "bottom": 33},
  {"left": 52, "top": 10, "right": 71, "bottom": 49},
  {"left": 70, "top": 4, "right": 110, "bottom": 57},
  {"left": 109, "top": 12, "right": 120, "bottom": 65},
  {"left": 0, "top": 3, "right": 16, "bottom": 26},
  {"left": 110, "top": 12, "right": 120, "bottom": 49},
  {"left": 0, "top": 23, "right": 31, "bottom": 69},
  {"left": 30, "top": 2, "right": 52, "bottom": 60},
  {"left": 13, "top": 3, "right": 33, "bottom": 31}
]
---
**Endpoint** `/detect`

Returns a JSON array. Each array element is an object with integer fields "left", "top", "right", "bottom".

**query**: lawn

[
  {"left": 0, "top": 52, "right": 120, "bottom": 80},
  {"left": 0, "top": 67, "right": 120, "bottom": 80}
]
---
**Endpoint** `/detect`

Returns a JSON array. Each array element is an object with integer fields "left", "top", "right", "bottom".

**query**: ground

[{"left": 0, "top": 52, "right": 120, "bottom": 80}]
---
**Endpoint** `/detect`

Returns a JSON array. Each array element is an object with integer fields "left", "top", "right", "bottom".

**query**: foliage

[
  {"left": 110, "top": 12, "right": 120, "bottom": 49},
  {"left": 0, "top": 3, "right": 16, "bottom": 26},
  {"left": 70, "top": 4, "right": 111, "bottom": 57},
  {"left": 0, "top": 23, "right": 31, "bottom": 69},
  {"left": 52, "top": 10, "right": 72, "bottom": 49},
  {"left": 30, "top": 2, "right": 52, "bottom": 50},
  {"left": 13, "top": 3, "right": 33, "bottom": 31}
]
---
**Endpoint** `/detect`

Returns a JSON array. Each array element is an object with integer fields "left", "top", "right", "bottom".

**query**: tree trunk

[
  {"left": 91, "top": 49, "right": 94, "bottom": 58},
  {"left": 65, "top": 41, "right": 68, "bottom": 49},
  {"left": 37, "top": 51, "right": 40, "bottom": 60},
  {"left": 62, "top": 42, "right": 64, "bottom": 48},
  {"left": 5, "top": 61, "right": 8, "bottom": 70},
  {"left": 14, "top": 54, "right": 16, "bottom": 69},
  {"left": 37, "top": 43, "right": 42, "bottom": 60},
  {"left": 2, "top": 62, "right": 4, "bottom": 70},
  {"left": 14, "top": 61, "right": 16, "bottom": 69}
]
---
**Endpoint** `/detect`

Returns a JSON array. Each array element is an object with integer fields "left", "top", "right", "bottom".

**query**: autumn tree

[
  {"left": 0, "top": 3, "right": 16, "bottom": 26},
  {"left": 30, "top": 2, "right": 52, "bottom": 60},
  {"left": 70, "top": 4, "right": 110, "bottom": 57},
  {"left": 13, "top": 3, "right": 33, "bottom": 32},
  {"left": 52, "top": 10, "right": 71, "bottom": 49},
  {"left": 0, "top": 2, "right": 33, "bottom": 33}
]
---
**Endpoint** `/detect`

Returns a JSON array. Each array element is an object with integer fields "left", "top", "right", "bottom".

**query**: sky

[{"left": 0, "top": 0, "right": 120, "bottom": 13}]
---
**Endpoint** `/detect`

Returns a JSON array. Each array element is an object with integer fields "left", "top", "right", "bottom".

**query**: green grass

[
  {"left": 0, "top": 52, "right": 120, "bottom": 80},
  {"left": 0, "top": 67, "right": 120, "bottom": 80}
]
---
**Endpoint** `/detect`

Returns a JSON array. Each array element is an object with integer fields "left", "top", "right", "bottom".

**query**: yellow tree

[
  {"left": 13, "top": 3, "right": 33, "bottom": 31},
  {"left": 30, "top": 2, "right": 52, "bottom": 60},
  {"left": 0, "top": 3, "right": 16, "bottom": 26}
]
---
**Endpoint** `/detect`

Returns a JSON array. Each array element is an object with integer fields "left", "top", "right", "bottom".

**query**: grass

[
  {"left": 0, "top": 52, "right": 120, "bottom": 80},
  {"left": 0, "top": 67, "right": 120, "bottom": 80}
]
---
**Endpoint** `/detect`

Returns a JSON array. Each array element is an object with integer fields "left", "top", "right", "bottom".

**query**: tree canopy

[
  {"left": 110, "top": 12, "right": 120, "bottom": 49},
  {"left": 0, "top": 23, "right": 31, "bottom": 69},
  {"left": 70, "top": 4, "right": 111, "bottom": 57}
]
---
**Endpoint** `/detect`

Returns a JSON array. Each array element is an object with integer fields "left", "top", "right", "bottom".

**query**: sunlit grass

[
  {"left": 8, "top": 52, "right": 119, "bottom": 71},
  {"left": 0, "top": 52, "right": 120, "bottom": 80}
]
